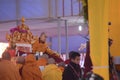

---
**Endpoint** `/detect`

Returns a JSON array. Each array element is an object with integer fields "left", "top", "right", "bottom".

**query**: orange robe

[
  {"left": 7, "top": 48, "right": 16, "bottom": 57},
  {"left": 22, "top": 54, "right": 42, "bottom": 80},
  {"left": 0, "top": 60, "right": 21, "bottom": 80},
  {"left": 32, "top": 40, "right": 63, "bottom": 63},
  {"left": 58, "top": 66, "right": 65, "bottom": 73},
  {"left": 32, "top": 40, "right": 56, "bottom": 55},
  {"left": 36, "top": 58, "right": 47, "bottom": 67}
]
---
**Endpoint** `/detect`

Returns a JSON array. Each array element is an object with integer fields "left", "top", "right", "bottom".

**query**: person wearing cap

[{"left": 42, "top": 58, "right": 62, "bottom": 80}]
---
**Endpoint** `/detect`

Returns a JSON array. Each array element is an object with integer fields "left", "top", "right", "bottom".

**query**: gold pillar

[{"left": 88, "top": 0, "right": 109, "bottom": 80}]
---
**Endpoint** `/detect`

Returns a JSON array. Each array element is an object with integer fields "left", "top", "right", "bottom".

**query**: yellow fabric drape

[
  {"left": 88, "top": 0, "right": 109, "bottom": 80},
  {"left": 109, "top": 0, "right": 120, "bottom": 57}
]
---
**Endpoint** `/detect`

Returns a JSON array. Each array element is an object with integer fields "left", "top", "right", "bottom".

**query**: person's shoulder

[
  {"left": 64, "top": 65, "right": 72, "bottom": 72},
  {"left": 32, "top": 39, "right": 39, "bottom": 45},
  {"left": 0, "top": 60, "right": 11, "bottom": 64},
  {"left": 63, "top": 65, "right": 74, "bottom": 79},
  {"left": 34, "top": 39, "right": 39, "bottom": 44},
  {"left": 0, "top": 60, "right": 18, "bottom": 71}
]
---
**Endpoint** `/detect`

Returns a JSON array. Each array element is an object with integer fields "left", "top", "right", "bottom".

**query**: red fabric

[
  {"left": 8, "top": 49, "right": 16, "bottom": 57},
  {"left": 64, "top": 59, "right": 70, "bottom": 64},
  {"left": 84, "top": 41, "right": 93, "bottom": 78},
  {"left": 44, "top": 53, "right": 64, "bottom": 63}
]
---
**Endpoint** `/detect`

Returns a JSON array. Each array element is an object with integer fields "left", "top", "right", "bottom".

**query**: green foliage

[{"left": 78, "top": 0, "right": 88, "bottom": 22}]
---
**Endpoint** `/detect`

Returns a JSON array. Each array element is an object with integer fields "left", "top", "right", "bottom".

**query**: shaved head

[
  {"left": 47, "top": 58, "right": 55, "bottom": 64},
  {"left": 16, "top": 56, "right": 25, "bottom": 64},
  {"left": 2, "top": 51, "right": 11, "bottom": 60}
]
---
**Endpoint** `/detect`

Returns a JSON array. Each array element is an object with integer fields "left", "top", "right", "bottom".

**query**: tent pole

[
  {"left": 48, "top": 0, "right": 52, "bottom": 18},
  {"left": 62, "top": 0, "right": 65, "bottom": 17},
  {"left": 65, "top": 20, "right": 69, "bottom": 59},
  {"left": 49, "top": 37, "right": 52, "bottom": 49},
  {"left": 57, "top": 17, "right": 61, "bottom": 55},
  {"left": 16, "top": 0, "right": 20, "bottom": 26},
  {"left": 55, "top": 0, "right": 58, "bottom": 17}
]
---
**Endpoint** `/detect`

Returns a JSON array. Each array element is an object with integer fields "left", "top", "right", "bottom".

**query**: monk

[
  {"left": 22, "top": 54, "right": 42, "bottom": 80},
  {"left": 32, "top": 32, "right": 63, "bottom": 63},
  {"left": 42, "top": 58, "right": 62, "bottom": 80},
  {"left": 16, "top": 56, "right": 25, "bottom": 76},
  {"left": 32, "top": 32, "right": 60, "bottom": 55},
  {"left": 58, "top": 62, "right": 65, "bottom": 73},
  {"left": 36, "top": 54, "right": 49, "bottom": 67},
  {"left": 6, "top": 42, "right": 16, "bottom": 57},
  {"left": 0, "top": 51, "right": 21, "bottom": 80}
]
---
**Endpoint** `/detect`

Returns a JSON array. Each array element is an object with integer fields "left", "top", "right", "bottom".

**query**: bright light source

[
  {"left": 40, "top": 52, "right": 43, "bottom": 56},
  {"left": 78, "top": 25, "right": 82, "bottom": 31},
  {"left": 0, "top": 43, "right": 9, "bottom": 58}
]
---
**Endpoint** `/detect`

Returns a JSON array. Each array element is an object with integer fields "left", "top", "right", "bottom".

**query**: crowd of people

[
  {"left": 1, "top": 23, "right": 104, "bottom": 80},
  {"left": 0, "top": 50, "right": 104, "bottom": 80}
]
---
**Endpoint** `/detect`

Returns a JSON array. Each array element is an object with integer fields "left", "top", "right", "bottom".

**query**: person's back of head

[
  {"left": 2, "top": 51, "right": 11, "bottom": 60},
  {"left": 58, "top": 62, "right": 65, "bottom": 68},
  {"left": 47, "top": 58, "right": 55, "bottom": 64},
  {"left": 69, "top": 51, "right": 80, "bottom": 64},
  {"left": 37, "top": 54, "right": 48, "bottom": 66},
  {"left": 40, "top": 54, "right": 49, "bottom": 59},
  {"left": 69, "top": 51, "right": 74, "bottom": 58},
  {"left": 58, "top": 62, "right": 65, "bottom": 72},
  {"left": 0, "top": 52, "right": 21, "bottom": 80},
  {"left": 16, "top": 56, "right": 25, "bottom": 64}
]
